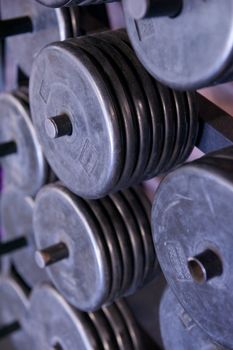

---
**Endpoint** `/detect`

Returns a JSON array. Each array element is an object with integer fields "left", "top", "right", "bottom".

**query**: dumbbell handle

[
  {"left": 0, "top": 321, "right": 21, "bottom": 339},
  {"left": 0, "top": 141, "right": 17, "bottom": 157},
  {"left": 0, "top": 16, "right": 33, "bottom": 39},
  {"left": 0, "top": 236, "right": 27, "bottom": 256}
]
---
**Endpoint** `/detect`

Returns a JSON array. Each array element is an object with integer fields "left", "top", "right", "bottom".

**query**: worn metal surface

[
  {"left": 28, "top": 284, "right": 145, "bottom": 350},
  {"left": 0, "top": 92, "right": 47, "bottom": 196},
  {"left": 29, "top": 29, "right": 198, "bottom": 198},
  {"left": 1, "top": 0, "right": 78, "bottom": 90},
  {"left": 160, "top": 288, "right": 226, "bottom": 350},
  {"left": 152, "top": 146, "right": 233, "bottom": 348},
  {"left": 0, "top": 277, "right": 32, "bottom": 350},
  {"left": 36, "top": 0, "right": 117, "bottom": 8},
  {"left": 124, "top": 0, "right": 233, "bottom": 90},
  {"left": 1, "top": 188, "right": 48, "bottom": 287},
  {"left": 33, "top": 182, "right": 158, "bottom": 311}
]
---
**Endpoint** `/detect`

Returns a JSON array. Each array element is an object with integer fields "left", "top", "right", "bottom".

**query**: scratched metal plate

[
  {"left": 29, "top": 41, "right": 123, "bottom": 199},
  {"left": 1, "top": 188, "right": 48, "bottom": 287},
  {"left": 1, "top": 0, "right": 74, "bottom": 90},
  {"left": 0, "top": 93, "right": 47, "bottom": 196},
  {"left": 0, "top": 277, "right": 32, "bottom": 350},
  {"left": 160, "top": 288, "right": 226, "bottom": 350},
  {"left": 124, "top": 0, "right": 233, "bottom": 90},
  {"left": 27, "top": 284, "right": 101, "bottom": 350},
  {"left": 152, "top": 148, "right": 233, "bottom": 348}
]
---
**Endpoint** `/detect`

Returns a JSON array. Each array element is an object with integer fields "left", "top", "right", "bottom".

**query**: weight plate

[
  {"left": 80, "top": 35, "right": 139, "bottom": 190},
  {"left": 153, "top": 82, "right": 176, "bottom": 175},
  {"left": 88, "top": 310, "right": 118, "bottom": 350},
  {"left": 97, "top": 31, "right": 152, "bottom": 186},
  {"left": 152, "top": 154, "right": 233, "bottom": 348},
  {"left": 0, "top": 93, "right": 47, "bottom": 196},
  {"left": 28, "top": 284, "right": 101, "bottom": 350},
  {"left": 2, "top": 0, "right": 75, "bottom": 90},
  {"left": 109, "top": 192, "right": 145, "bottom": 295},
  {"left": 36, "top": 0, "right": 115, "bottom": 7},
  {"left": 178, "top": 92, "right": 199, "bottom": 164},
  {"left": 85, "top": 199, "right": 123, "bottom": 304},
  {"left": 124, "top": 0, "right": 233, "bottom": 90},
  {"left": 116, "top": 300, "right": 144, "bottom": 350},
  {"left": 0, "top": 277, "right": 31, "bottom": 350},
  {"left": 30, "top": 42, "right": 123, "bottom": 199},
  {"left": 101, "top": 30, "right": 164, "bottom": 180},
  {"left": 66, "top": 35, "right": 134, "bottom": 192},
  {"left": 1, "top": 188, "right": 48, "bottom": 287},
  {"left": 160, "top": 288, "right": 226, "bottom": 350},
  {"left": 103, "top": 302, "right": 134, "bottom": 350},
  {"left": 100, "top": 196, "right": 134, "bottom": 295},
  {"left": 163, "top": 90, "right": 188, "bottom": 172},
  {"left": 121, "top": 188, "right": 155, "bottom": 285},
  {"left": 34, "top": 183, "right": 111, "bottom": 311},
  {"left": 131, "top": 187, "right": 160, "bottom": 282}
]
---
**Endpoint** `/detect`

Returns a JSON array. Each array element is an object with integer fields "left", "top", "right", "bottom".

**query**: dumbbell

[
  {"left": 1, "top": 0, "right": 80, "bottom": 90},
  {"left": 152, "top": 146, "right": 233, "bottom": 349},
  {"left": 0, "top": 89, "right": 52, "bottom": 196},
  {"left": 123, "top": 0, "right": 233, "bottom": 90},
  {"left": 33, "top": 182, "right": 159, "bottom": 311},
  {"left": 0, "top": 188, "right": 48, "bottom": 288},
  {"left": 29, "top": 29, "right": 198, "bottom": 199},
  {"left": 27, "top": 284, "right": 144, "bottom": 350},
  {"left": 0, "top": 277, "right": 32, "bottom": 350},
  {"left": 36, "top": 0, "right": 118, "bottom": 8},
  {"left": 160, "top": 288, "right": 226, "bottom": 350}
]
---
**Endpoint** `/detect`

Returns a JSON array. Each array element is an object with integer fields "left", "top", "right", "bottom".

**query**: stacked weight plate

[
  {"left": 34, "top": 182, "right": 159, "bottom": 311},
  {"left": 1, "top": 188, "right": 48, "bottom": 288},
  {"left": 29, "top": 28, "right": 198, "bottom": 199},
  {"left": 1, "top": 0, "right": 80, "bottom": 90},
  {"left": 0, "top": 276, "right": 32, "bottom": 350},
  {"left": 152, "top": 146, "right": 233, "bottom": 349},
  {"left": 123, "top": 0, "right": 233, "bottom": 90},
  {"left": 36, "top": 0, "right": 118, "bottom": 7},
  {"left": 160, "top": 288, "right": 226, "bottom": 350},
  {"left": 27, "top": 284, "right": 144, "bottom": 350},
  {"left": 0, "top": 88, "right": 49, "bottom": 195}
]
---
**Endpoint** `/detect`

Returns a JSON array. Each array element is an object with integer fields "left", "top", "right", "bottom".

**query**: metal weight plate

[
  {"left": 88, "top": 310, "right": 118, "bottom": 350},
  {"left": 30, "top": 41, "right": 123, "bottom": 199},
  {"left": 84, "top": 199, "right": 123, "bottom": 304},
  {"left": 1, "top": 0, "right": 75, "bottom": 90},
  {"left": 123, "top": 0, "right": 233, "bottom": 90},
  {"left": 0, "top": 277, "right": 32, "bottom": 350},
  {"left": 152, "top": 150, "right": 233, "bottom": 348},
  {"left": 33, "top": 183, "right": 111, "bottom": 311},
  {"left": 100, "top": 30, "right": 164, "bottom": 180},
  {"left": 27, "top": 284, "right": 102, "bottom": 350},
  {"left": 1, "top": 188, "right": 48, "bottom": 287},
  {"left": 90, "top": 32, "right": 152, "bottom": 188},
  {"left": 163, "top": 90, "right": 188, "bottom": 172},
  {"left": 75, "top": 35, "right": 139, "bottom": 190},
  {"left": 121, "top": 188, "right": 155, "bottom": 285},
  {"left": 68, "top": 33, "right": 151, "bottom": 190},
  {"left": 100, "top": 196, "right": 134, "bottom": 295},
  {"left": 95, "top": 34, "right": 152, "bottom": 187},
  {"left": 178, "top": 92, "right": 199, "bottom": 164},
  {"left": 65, "top": 36, "right": 135, "bottom": 192},
  {"left": 0, "top": 93, "right": 47, "bottom": 196},
  {"left": 116, "top": 300, "right": 144, "bottom": 350},
  {"left": 36, "top": 0, "right": 117, "bottom": 7},
  {"left": 160, "top": 288, "right": 226, "bottom": 350},
  {"left": 109, "top": 191, "right": 145, "bottom": 295},
  {"left": 102, "top": 302, "right": 134, "bottom": 350},
  {"left": 152, "top": 82, "right": 176, "bottom": 175}
]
